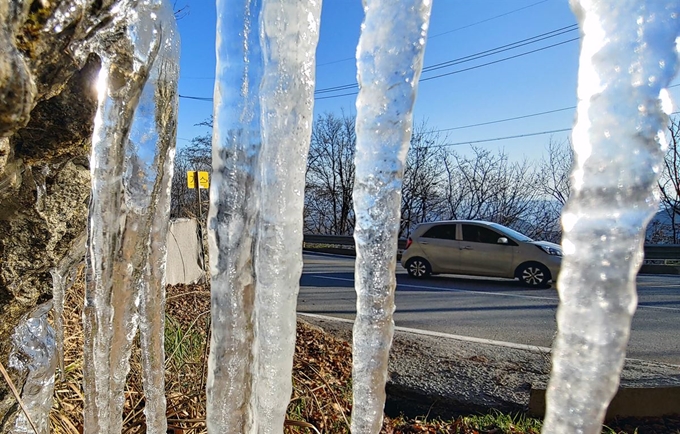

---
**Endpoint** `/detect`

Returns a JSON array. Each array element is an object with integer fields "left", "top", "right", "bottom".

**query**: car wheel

[
  {"left": 518, "top": 263, "right": 550, "bottom": 287},
  {"left": 405, "top": 257, "right": 431, "bottom": 278}
]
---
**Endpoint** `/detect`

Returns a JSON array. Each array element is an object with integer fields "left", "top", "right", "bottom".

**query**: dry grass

[{"left": 48, "top": 276, "right": 354, "bottom": 434}]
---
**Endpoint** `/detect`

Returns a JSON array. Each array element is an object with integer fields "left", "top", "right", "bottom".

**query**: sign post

[
  {"left": 187, "top": 170, "right": 210, "bottom": 219},
  {"left": 187, "top": 170, "right": 210, "bottom": 282}
]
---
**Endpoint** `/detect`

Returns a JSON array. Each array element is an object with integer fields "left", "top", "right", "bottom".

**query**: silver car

[{"left": 401, "top": 220, "right": 562, "bottom": 287}]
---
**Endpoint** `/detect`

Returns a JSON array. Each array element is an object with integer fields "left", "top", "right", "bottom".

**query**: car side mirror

[{"left": 497, "top": 237, "right": 508, "bottom": 244}]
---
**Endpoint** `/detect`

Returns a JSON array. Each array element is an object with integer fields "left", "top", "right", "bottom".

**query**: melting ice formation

[
  {"left": 2, "top": 0, "right": 679, "bottom": 433},
  {"left": 543, "top": 1, "right": 680, "bottom": 433},
  {"left": 81, "top": 1, "right": 180, "bottom": 433}
]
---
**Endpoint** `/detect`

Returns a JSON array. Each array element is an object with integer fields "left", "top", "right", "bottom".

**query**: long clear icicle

[
  {"left": 135, "top": 4, "right": 180, "bottom": 433},
  {"left": 208, "top": 1, "right": 322, "bottom": 430},
  {"left": 255, "top": 1, "right": 322, "bottom": 432},
  {"left": 206, "top": 0, "right": 262, "bottom": 431},
  {"left": 351, "top": 1, "right": 432, "bottom": 433},
  {"left": 83, "top": 1, "right": 178, "bottom": 433},
  {"left": 543, "top": 2, "right": 680, "bottom": 433}
]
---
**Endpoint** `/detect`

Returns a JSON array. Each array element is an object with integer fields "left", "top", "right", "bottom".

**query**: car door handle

[
  {"left": 460, "top": 246, "right": 473, "bottom": 250},
  {"left": 420, "top": 241, "right": 429, "bottom": 245}
]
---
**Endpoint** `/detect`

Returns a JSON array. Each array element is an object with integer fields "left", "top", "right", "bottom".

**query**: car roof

[
  {"left": 416, "top": 220, "right": 495, "bottom": 227},
  {"left": 411, "top": 220, "right": 498, "bottom": 234}
]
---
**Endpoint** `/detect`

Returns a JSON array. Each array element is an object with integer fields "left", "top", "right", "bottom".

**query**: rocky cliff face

[{"left": 0, "top": 1, "right": 124, "bottom": 429}]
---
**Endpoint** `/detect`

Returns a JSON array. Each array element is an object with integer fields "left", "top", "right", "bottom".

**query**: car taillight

[{"left": 405, "top": 237, "right": 412, "bottom": 249}]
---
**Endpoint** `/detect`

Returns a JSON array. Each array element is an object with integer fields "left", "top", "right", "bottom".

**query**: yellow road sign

[
  {"left": 187, "top": 171, "right": 210, "bottom": 189},
  {"left": 198, "top": 171, "right": 210, "bottom": 189}
]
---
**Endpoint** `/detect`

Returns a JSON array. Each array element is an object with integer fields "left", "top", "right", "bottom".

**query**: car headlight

[{"left": 537, "top": 245, "right": 562, "bottom": 256}]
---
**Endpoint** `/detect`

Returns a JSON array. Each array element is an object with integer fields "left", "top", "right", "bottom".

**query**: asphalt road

[{"left": 297, "top": 252, "right": 680, "bottom": 365}]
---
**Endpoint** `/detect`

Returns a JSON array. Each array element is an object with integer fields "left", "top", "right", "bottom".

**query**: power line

[
  {"left": 315, "top": 24, "right": 578, "bottom": 95},
  {"left": 430, "top": 107, "right": 575, "bottom": 133},
  {"left": 313, "top": 91, "right": 356, "bottom": 101},
  {"left": 313, "top": 37, "right": 578, "bottom": 100},
  {"left": 422, "top": 25, "right": 576, "bottom": 74},
  {"left": 432, "top": 128, "right": 572, "bottom": 148},
  {"left": 431, "top": 110, "right": 680, "bottom": 149},
  {"left": 176, "top": 111, "right": 680, "bottom": 150},
  {"left": 315, "top": 0, "right": 552, "bottom": 67},
  {"left": 180, "top": 1, "right": 559, "bottom": 80},
  {"left": 427, "top": 83, "right": 678, "bottom": 133},
  {"left": 179, "top": 82, "right": 680, "bottom": 133},
  {"left": 179, "top": 94, "right": 213, "bottom": 101},
  {"left": 383, "top": 86, "right": 680, "bottom": 134},
  {"left": 429, "top": 0, "right": 552, "bottom": 39},
  {"left": 420, "top": 37, "right": 578, "bottom": 83}
]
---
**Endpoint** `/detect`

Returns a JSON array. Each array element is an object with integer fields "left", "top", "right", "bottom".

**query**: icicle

[
  {"left": 543, "top": 2, "right": 680, "bottom": 433},
  {"left": 9, "top": 302, "right": 56, "bottom": 434},
  {"left": 351, "top": 1, "right": 432, "bottom": 433},
  {"left": 254, "top": 1, "right": 322, "bottom": 432},
  {"left": 50, "top": 232, "right": 86, "bottom": 381},
  {"left": 206, "top": 0, "right": 262, "bottom": 431},
  {"left": 135, "top": 4, "right": 180, "bottom": 434},
  {"left": 208, "top": 0, "right": 321, "bottom": 430},
  {"left": 82, "top": 1, "right": 178, "bottom": 433}
]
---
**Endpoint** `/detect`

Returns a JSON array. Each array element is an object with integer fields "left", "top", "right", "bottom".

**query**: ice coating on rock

[
  {"left": 9, "top": 302, "right": 56, "bottom": 434},
  {"left": 254, "top": 1, "right": 322, "bottom": 432},
  {"left": 543, "top": 2, "right": 680, "bottom": 433},
  {"left": 206, "top": 0, "right": 262, "bottom": 431},
  {"left": 45, "top": 0, "right": 87, "bottom": 34},
  {"left": 82, "top": 1, "right": 178, "bottom": 433},
  {"left": 351, "top": 1, "right": 432, "bottom": 433},
  {"left": 51, "top": 233, "right": 86, "bottom": 381}
]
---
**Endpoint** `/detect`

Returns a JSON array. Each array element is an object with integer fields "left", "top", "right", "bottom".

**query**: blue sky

[{"left": 175, "top": 0, "right": 680, "bottom": 160}]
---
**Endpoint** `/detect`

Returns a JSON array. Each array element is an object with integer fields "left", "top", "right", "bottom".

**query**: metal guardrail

[
  {"left": 303, "top": 235, "right": 353, "bottom": 245},
  {"left": 642, "top": 245, "right": 680, "bottom": 261},
  {"left": 303, "top": 234, "right": 408, "bottom": 250},
  {"left": 303, "top": 235, "right": 680, "bottom": 263}
]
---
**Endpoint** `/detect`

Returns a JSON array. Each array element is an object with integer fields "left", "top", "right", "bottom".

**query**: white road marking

[
  {"left": 637, "top": 305, "right": 680, "bottom": 311},
  {"left": 637, "top": 284, "right": 680, "bottom": 288},
  {"left": 306, "top": 274, "right": 680, "bottom": 312},
  {"left": 298, "top": 312, "right": 551, "bottom": 352}
]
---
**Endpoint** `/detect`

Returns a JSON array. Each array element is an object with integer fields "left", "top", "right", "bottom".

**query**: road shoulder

[{"left": 299, "top": 313, "right": 680, "bottom": 419}]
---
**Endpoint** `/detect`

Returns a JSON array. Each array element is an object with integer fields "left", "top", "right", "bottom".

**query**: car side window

[
  {"left": 421, "top": 224, "right": 456, "bottom": 240},
  {"left": 462, "top": 225, "right": 505, "bottom": 244}
]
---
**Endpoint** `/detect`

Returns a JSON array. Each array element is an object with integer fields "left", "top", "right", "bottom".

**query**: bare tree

[
  {"left": 400, "top": 122, "right": 447, "bottom": 236},
  {"left": 441, "top": 146, "right": 540, "bottom": 227},
  {"left": 305, "top": 116, "right": 449, "bottom": 237},
  {"left": 305, "top": 113, "right": 356, "bottom": 234},
  {"left": 537, "top": 138, "right": 573, "bottom": 206},
  {"left": 170, "top": 117, "right": 212, "bottom": 221},
  {"left": 656, "top": 116, "right": 680, "bottom": 243},
  {"left": 520, "top": 138, "right": 575, "bottom": 242}
]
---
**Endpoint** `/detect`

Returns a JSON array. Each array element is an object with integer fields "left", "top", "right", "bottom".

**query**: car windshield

[{"left": 488, "top": 223, "right": 533, "bottom": 242}]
